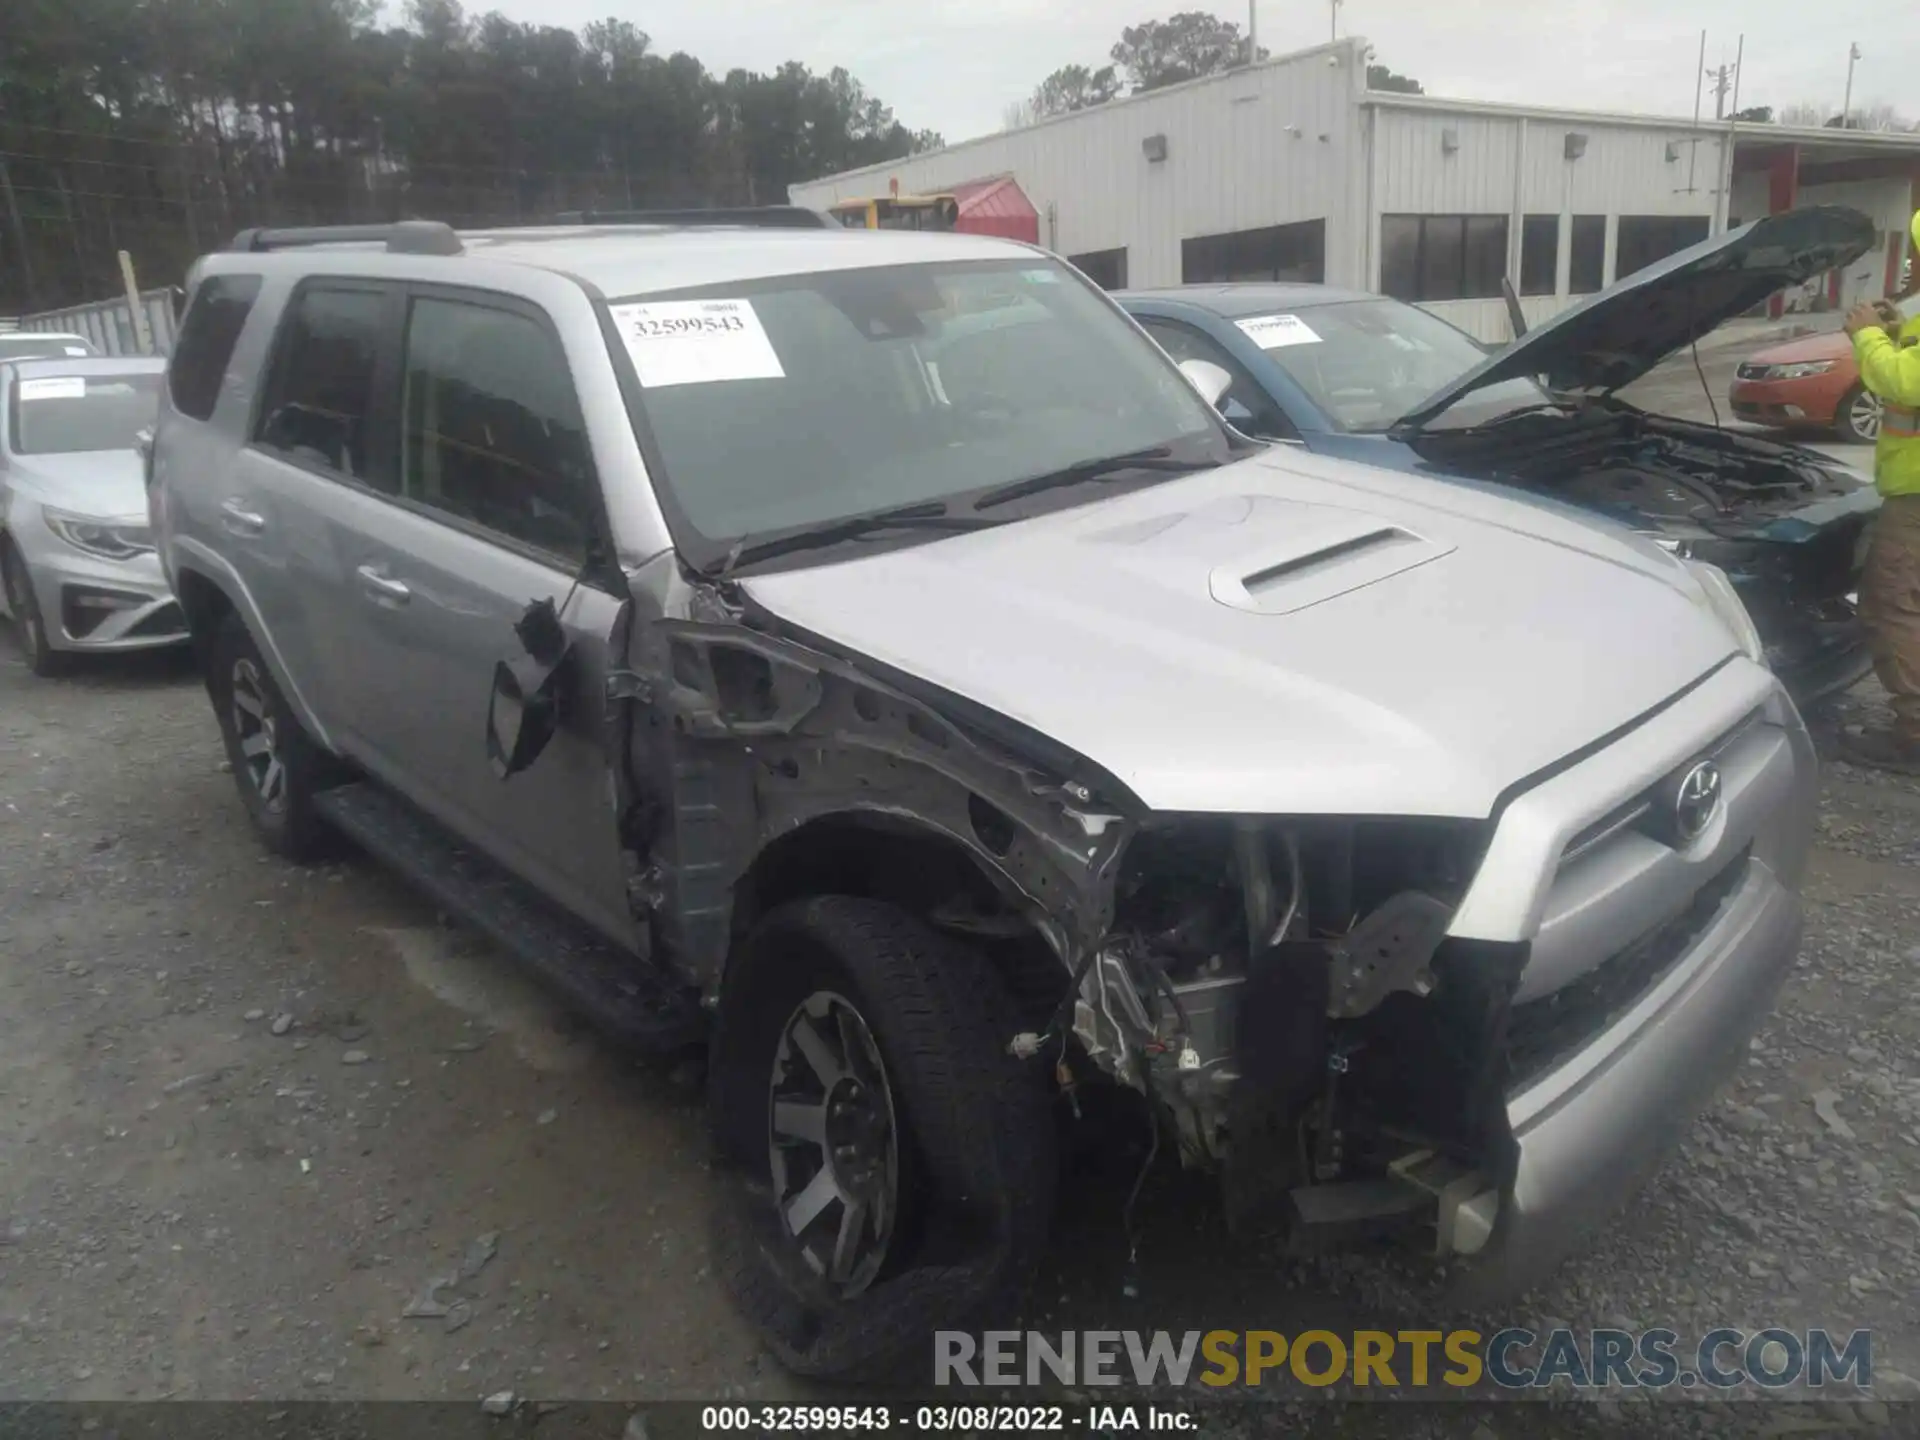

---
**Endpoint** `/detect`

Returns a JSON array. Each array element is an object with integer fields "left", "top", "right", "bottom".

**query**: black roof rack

[
  {"left": 543, "top": 205, "right": 835, "bottom": 230},
  {"left": 225, "top": 220, "right": 464, "bottom": 255}
]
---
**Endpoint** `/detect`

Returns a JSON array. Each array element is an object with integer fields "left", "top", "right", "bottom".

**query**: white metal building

[{"left": 791, "top": 38, "right": 1920, "bottom": 341}]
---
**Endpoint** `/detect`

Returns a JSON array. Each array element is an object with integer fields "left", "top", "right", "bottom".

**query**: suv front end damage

[
  {"left": 1050, "top": 658, "right": 1812, "bottom": 1293},
  {"left": 618, "top": 556, "right": 1813, "bottom": 1302}
]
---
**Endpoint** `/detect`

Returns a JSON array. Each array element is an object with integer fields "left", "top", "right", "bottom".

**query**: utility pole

[
  {"left": 1842, "top": 42, "right": 1861, "bottom": 127},
  {"left": 1687, "top": 31, "right": 1706, "bottom": 195},
  {"left": 1715, "top": 34, "right": 1745, "bottom": 235},
  {"left": 1247, "top": 0, "right": 1257, "bottom": 65},
  {"left": 1706, "top": 61, "right": 1737, "bottom": 119},
  {"left": 1330, "top": 0, "right": 1342, "bottom": 44}
]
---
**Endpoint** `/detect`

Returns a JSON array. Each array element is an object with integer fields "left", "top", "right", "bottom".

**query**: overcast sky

[{"left": 488, "top": 0, "right": 1915, "bottom": 144}]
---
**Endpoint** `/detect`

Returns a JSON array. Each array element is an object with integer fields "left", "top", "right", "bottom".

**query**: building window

[
  {"left": 1379, "top": 215, "right": 1509, "bottom": 302},
  {"left": 1615, "top": 215, "right": 1711, "bottom": 279},
  {"left": 1520, "top": 215, "right": 1559, "bottom": 297},
  {"left": 1569, "top": 214, "right": 1607, "bottom": 295},
  {"left": 1181, "top": 220, "right": 1326, "bottom": 285},
  {"left": 1068, "top": 248, "right": 1129, "bottom": 291}
]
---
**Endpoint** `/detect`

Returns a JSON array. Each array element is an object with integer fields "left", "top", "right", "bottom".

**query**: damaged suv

[{"left": 150, "top": 213, "right": 1816, "bottom": 1379}]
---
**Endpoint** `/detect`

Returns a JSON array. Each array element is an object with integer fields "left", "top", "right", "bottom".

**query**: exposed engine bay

[
  {"left": 1067, "top": 815, "right": 1514, "bottom": 1253},
  {"left": 1408, "top": 401, "right": 1873, "bottom": 688},
  {"left": 1410, "top": 402, "right": 1867, "bottom": 538}
]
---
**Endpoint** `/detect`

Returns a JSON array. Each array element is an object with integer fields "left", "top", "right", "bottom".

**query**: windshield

[
  {"left": 1235, "top": 298, "right": 1546, "bottom": 431},
  {"left": 8, "top": 373, "right": 162, "bottom": 455},
  {"left": 0, "top": 335, "right": 97, "bottom": 360},
  {"left": 608, "top": 257, "right": 1228, "bottom": 553}
]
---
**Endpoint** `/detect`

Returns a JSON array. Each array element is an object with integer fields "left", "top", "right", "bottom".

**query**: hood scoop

[{"left": 1208, "top": 516, "right": 1454, "bottom": 615}]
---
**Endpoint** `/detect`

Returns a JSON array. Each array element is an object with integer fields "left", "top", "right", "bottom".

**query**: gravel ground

[{"left": 2, "top": 632, "right": 1918, "bottom": 1436}]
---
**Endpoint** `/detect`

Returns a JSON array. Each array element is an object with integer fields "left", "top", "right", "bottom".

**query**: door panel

[
  {"left": 333, "top": 498, "right": 636, "bottom": 946},
  {"left": 217, "top": 446, "right": 370, "bottom": 745},
  {"left": 319, "top": 285, "right": 637, "bottom": 945},
  {"left": 231, "top": 282, "right": 396, "bottom": 747}
]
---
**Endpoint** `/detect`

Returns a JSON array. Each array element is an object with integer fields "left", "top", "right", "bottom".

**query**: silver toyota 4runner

[{"left": 149, "top": 212, "right": 1815, "bottom": 1379}]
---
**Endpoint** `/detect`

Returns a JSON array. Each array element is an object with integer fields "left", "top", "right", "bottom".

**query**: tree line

[
  {"left": 0, "top": 0, "right": 942, "bottom": 314},
  {"left": 1006, "top": 11, "right": 1423, "bottom": 127}
]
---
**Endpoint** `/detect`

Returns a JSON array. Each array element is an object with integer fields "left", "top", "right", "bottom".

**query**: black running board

[{"left": 314, "top": 782, "right": 707, "bottom": 1057}]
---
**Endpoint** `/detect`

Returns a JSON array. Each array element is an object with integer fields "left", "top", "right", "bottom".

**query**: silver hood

[
  {"left": 9, "top": 450, "right": 149, "bottom": 520},
  {"left": 740, "top": 448, "right": 1745, "bottom": 818}
]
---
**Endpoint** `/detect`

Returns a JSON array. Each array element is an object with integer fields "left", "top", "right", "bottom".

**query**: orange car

[{"left": 1730, "top": 328, "right": 1880, "bottom": 444}]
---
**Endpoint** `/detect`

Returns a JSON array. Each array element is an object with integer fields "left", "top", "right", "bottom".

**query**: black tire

[
  {"left": 205, "top": 612, "right": 341, "bottom": 861},
  {"left": 707, "top": 896, "right": 1058, "bottom": 1381},
  {"left": 2, "top": 540, "right": 67, "bottom": 677},
  {"left": 1834, "top": 383, "right": 1882, "bottom": 445}
]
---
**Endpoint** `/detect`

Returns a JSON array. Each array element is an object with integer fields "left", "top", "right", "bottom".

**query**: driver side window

[
  {"left": 397, "top": 296, "right": 598, "bottom": 567},
  {"left": 1138, "top": 318, "right": 1295, "bottom": 440}
]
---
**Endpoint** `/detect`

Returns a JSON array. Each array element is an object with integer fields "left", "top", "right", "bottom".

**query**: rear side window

[
  {"left": 396, "top": 295, "right": 598, "bottom": 566},
  {"left": 169, "top": 275, "right": 261, "bottom": 420},
  {"left": 255, "top": 286, "right": 386, "bottom": 480}
]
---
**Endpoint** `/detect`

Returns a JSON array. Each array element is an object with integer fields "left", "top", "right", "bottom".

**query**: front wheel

[
  {"left": 2, "top": 541, "right": 65, "bottom": 677},
  {"left": 707, "top": 896, "right": 1058, "bottom": 1381},
  {"left": 1835, "top": 383, "right": 1882, "bottom": 445}
]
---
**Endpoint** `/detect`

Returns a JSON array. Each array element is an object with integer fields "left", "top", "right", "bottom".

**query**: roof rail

[
  {"left": 544, "top": 205, "right": 835, "bottom": 230},
  {"left": 225, "top": 220, "right": 464, "bottom": 255}
]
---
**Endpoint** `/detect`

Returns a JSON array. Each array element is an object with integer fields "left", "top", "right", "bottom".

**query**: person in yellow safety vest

[{"left": 1839, "top": 208, "right": 1920, "bottom": 774}]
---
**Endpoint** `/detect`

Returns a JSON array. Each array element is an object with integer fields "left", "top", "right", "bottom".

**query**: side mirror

[
  {"left": 136, "top": 426, "right": 156, "bottom": 486},
  {"left": 1178, "top": 358, "right": 1234, "bottom": 409}
]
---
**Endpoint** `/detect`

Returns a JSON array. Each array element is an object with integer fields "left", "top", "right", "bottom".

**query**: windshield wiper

[
  {"left": 1389, "top": 399, "right": 1573, "bottom": 437},
  {"left": 707, "top": 501, "right": 1002, "bottom": 579},
  {"left": 972, "top": 447, "right": 1220, "bottom": 511}
]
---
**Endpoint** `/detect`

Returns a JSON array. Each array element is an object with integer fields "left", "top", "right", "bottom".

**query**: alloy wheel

[
  {"left": 768, "top": 989, "right": 900, "bottom": 1296},
  {"left": 230, "top": 658, "right": 287, "bottom": 813},
  {"left": 1849, "top": 388, "right": 1883, "bottom": 442}
]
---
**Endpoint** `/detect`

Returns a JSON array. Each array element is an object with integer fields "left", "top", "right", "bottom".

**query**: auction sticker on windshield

[
  {"left": 17, "top": 377, "right": 87, "bottom": 401},
  {"left": 609, "top": 299, "right": 784, "bottom": 388},
  {"left": 1236, "top": 313, "right": 1321, "bottom": 349}
]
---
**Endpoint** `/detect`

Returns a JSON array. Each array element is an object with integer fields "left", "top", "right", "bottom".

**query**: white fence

[{"left": 13, "top": 289, "right": 179, "bottom": 357}]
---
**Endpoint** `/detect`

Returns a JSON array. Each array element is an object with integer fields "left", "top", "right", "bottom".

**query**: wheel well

[
  {"left": 173, "top": 566, "right": 235, "bottom": 662},
  {"left": 730, "top": 815, "right": 1067, "bottom": 1023}
]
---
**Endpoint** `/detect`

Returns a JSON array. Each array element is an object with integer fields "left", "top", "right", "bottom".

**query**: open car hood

[{"left": 1395, "top": 205, "right": 1877, "bottom": 429}]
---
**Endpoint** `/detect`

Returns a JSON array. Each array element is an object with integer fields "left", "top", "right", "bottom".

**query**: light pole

[
  {"left": 1842, "top": 42, "right": 1861, "bottom": 127},
  {"left": 1330, "top": 0, "right": 1342, "bottom": 44}
]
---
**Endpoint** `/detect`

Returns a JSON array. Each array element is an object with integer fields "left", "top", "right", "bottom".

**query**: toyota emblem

[{"left": 1672, "top": 761, "right": 1723, "bottom": 844}]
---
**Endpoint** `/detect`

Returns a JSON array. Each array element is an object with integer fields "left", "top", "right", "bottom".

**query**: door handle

[
  {"left": 219, "top": 498, "right": 266, "bottom": 536},
  {"left": 355, "top": 564, "right": 411, "bottom": 606}
]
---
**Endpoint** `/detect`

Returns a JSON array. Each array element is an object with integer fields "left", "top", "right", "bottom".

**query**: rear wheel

[
  {"left": 206, "top": 613, "right": 341, "bottom": 861},
  {"left": 1, "top": 540, "right": 65, "bottom": 677},
  {"left": 708, "top": 896, "right": 1057, "bottom": 1380},
  {"left": 1835, "top": 384, "right": 1882, "bottom": 445}
]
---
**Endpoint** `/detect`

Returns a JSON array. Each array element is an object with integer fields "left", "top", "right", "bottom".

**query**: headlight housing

[
  {"left": 42, "top": 507, "right": 155, "bottom": 561},
  {"left": 1685, "top": 558, "right": 1766, "bottom": 664},
  {"left": 1767, "top": 360, "right": 1835, "bottom": 380}
]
